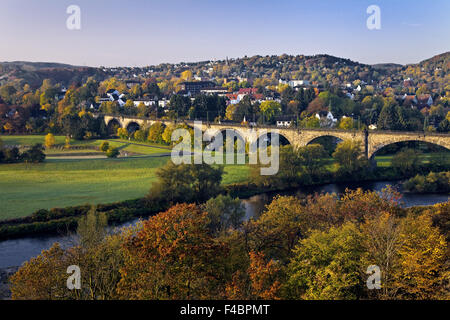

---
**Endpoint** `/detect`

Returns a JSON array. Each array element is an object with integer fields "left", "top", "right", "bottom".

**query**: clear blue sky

[{"left": 0, "top": 0, "right": 448, "bottom": 67}]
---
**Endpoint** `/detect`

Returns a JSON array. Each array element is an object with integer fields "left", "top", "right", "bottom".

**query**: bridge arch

[
  {"left": 306, "top": 135, "right": 344, "bottom": 155},
  {"left": 126, "top": 121, "right": 141, "bottom": 134},
  {"left": 369, "top": 139, "right": 450, "bottom": 160},
  {"left": 255, "top": 131, "right": 292, "bottom": 148},
  {"left": 302, "top": 131, "right": 363, "bottom": 147},
  {"left": 106, "top": 118, "right": 122, "bottom": 135},
  {"left": 205, "top": 128, "right": 247, "bottom": 153}
]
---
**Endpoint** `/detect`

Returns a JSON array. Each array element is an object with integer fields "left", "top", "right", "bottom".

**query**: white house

[
  {"left": 133, "top": 99, "right": 156, "bottom": 107},
  {"left": 103, "top": 89, "right": 127, "bottom": 107},
  {"left": 276, "top": 116, "right": 293, "bottom": 127},
  {"left": 316, "top": 111, "right": 338, "bottom": 128},
  {"left": 288, "top": 80, "right": 310, "bottom": 87}
]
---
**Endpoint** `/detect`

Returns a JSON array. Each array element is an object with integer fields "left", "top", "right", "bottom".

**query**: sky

[{"left": 0, "top": 0, "right": 449, "bottom": 67}]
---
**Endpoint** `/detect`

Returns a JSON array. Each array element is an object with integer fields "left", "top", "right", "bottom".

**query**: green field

[
  {"left": 0, "top": 135, "right": 68, "bottom": 146},
  {"left": 0, "top": 135, "right": 171, "bottom": 157},
  {"left": 0, "top": 155, "right": 249, "bottom": 220},
  {"left": 374, "top": 152, "right": 449, "bottom": 167}
]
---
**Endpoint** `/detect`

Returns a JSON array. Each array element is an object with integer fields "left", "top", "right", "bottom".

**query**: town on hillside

[{"left": 1, "top": 52, "right": 449, "bottom": 136}]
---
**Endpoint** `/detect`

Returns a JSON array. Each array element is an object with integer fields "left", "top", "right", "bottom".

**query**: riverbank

[{"left": 0, "top": 267, "right": 18, "bottom": 300}]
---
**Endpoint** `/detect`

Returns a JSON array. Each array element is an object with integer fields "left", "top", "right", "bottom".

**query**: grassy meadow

[
  {"left": 0, "top": 154, "right": 249, "bottom": 220},
  {"left": 0, "top": 135, "right": 249, "bottom": 219}
]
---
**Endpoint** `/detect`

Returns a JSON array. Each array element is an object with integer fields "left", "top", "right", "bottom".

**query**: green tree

[
  {"left": 106, "top": 147, "right": 119, "bottom": 158},
  {"left": 22, "top": 144, "right": 46, "bottom": 163},
  {"left": 148, "top": 162, "right": 224, "bottom": 205},
  {"left": 133, "top": 129, "right": 147, "bottom": 142},
  {"left": 286, "top": 222, "right": 365, "bottom": 300},
  {"left": 77, "top": 206, "right": 108, "bottom": 249},
  {"left": 298, "top": 144, "right": 327, "bottom": 177},
  {"left": 332, "top": 140, "right": 367, "bottom": 176},
  {"left": 147, "top": 122, "right": 165, "bottom": 143},
  {"left": 391, "top": 148, "right": 421, "bottom": 175},
  {"left": 260, "top": 101, "right": 282, "bottom": 123},
  {"left": 100, "top": 141, "right": 110, "bottom": 152},
  {"left": 338, "top": 117, "right": 354, "bottom": 130},
  {"left": 299, "top": 115, "right": 320, "bottom": 128},
  {"left": 203, "top": 195, "right": 245, "bottom": 234}
]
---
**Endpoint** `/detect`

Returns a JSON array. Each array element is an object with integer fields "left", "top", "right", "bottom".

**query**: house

[
  {"left": 201, "top": 87, "right": 228, "bottom": 96},
  {"left": 238, "top": 88, "right": 259, "bottom": 95},
  {"left": 417, "top": 94, "right": 433, "bottom": 108},
  {"left": 178, "top": 81, "right": 215, "bottom": 96},
  {"left": 288, "top": 80, "right": 310, "bottom": 88},
  {"left": 402, "top": 94, "right": 418, "bottom": 107},
  {"left": 346, "top": 92, "right": 355, "bottom": 100},
  {"left": 133, "top": 98, "right": 156, "bottom": 107},
  {"left": 55, "top": 87, "right": 67, "bottom": 101},
  {"left": 101, "top": 89, "right": 127, "bottom": 107},
  {"left": 315, "top": 111, "right": 338, "bottom": 128},
  {"left": 403, "top": 78, "right": 414, "bottom": 87},
  {"left": 276, "top": 116, "right": 294, "bottom": 127},
  {"left": 89, "top": 103, "right": 101, "bottom": 110}
]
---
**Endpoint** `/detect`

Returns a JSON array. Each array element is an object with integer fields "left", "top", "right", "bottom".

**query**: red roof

[{"left": 238, "top": 88, "right": 258, "bottom": 95}]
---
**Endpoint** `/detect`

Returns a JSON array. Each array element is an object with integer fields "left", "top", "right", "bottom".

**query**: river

[{"left": 0, "top": 180, "right": 448, "bottom": 269}]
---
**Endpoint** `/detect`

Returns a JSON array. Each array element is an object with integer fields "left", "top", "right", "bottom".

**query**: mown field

[
  {"left": 0, "top": 135, "right": 171, "bottom": 157},
  {"left": 0, "top": 155, "right": 249, "bottom": 220}
]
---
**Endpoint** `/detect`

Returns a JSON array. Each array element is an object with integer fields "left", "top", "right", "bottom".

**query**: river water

[{"left": 0, "top": 180, "right": 448, "bottom": 269}]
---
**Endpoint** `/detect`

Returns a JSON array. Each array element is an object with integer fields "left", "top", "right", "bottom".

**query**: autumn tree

[
  {"left": 147, "top": 122, "right": 165, "bottom": 143},
  {"left": 338, "top": 117, "right": 354, "bottom": 130},
  {"left": 45, "top": 133, "right": 56, "bottom": 149},
  {"left": 10, "top": 207, "right": 125, "bottom": 300},
  {"left": 245, "top": 196, "right": 305, "bottom": 263},
  {"left": 286, "top": 222, "right": 365, "bottom": 300},
  {"left": 260, "top": 101, "right": 281, "bottom": 123},
  {"left": 393, "top": 213, "right": 448, "bottom": 299},
  {"left": 332, "top": 140, "right": 368, "bottom": 177},
  {"left": 117, "top": 204, "right": 229, "bottom": 299}
]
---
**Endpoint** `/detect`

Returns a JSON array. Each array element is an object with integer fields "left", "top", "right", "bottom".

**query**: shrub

[
  {"left": 100, "top": 141, "right": 110, "bottom": 152},
  {"left": 106, "top": 147, "right": 120, "bottom": 158}
]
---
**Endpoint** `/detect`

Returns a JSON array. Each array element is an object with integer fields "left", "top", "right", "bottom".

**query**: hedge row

[{"left": 0, "top": 198, "right": 166, "bottom": 240}]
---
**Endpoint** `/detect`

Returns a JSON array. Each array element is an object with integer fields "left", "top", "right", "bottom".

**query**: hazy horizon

[{"left": 1, "top": 0, "right": 449, "bottom": 67}]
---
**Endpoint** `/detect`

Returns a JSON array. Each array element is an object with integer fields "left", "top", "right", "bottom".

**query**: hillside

[
  {"left": 0, "top": 61, "right": 106, "bottom": 87},
  {"left": 0, "top": 52, "right": 448, "bottom": 91}
]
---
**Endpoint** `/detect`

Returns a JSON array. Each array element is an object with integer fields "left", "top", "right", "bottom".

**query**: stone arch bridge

[{"left": 101, "top": 114, "right": 450, "bottom": 159}]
